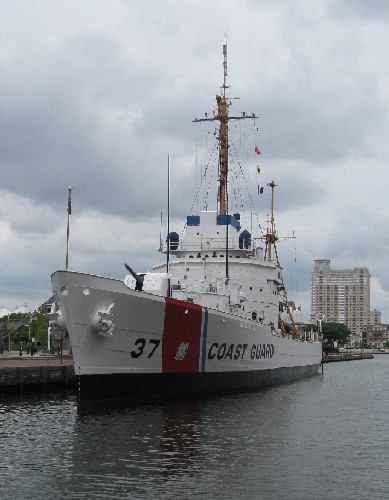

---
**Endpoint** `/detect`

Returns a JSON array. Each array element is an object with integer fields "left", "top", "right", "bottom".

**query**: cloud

[{"left": 1, "top": 0, "right": 389, "bottom": 322}]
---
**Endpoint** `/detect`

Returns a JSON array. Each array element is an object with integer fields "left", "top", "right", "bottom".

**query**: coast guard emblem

[{"left": 175, "top": 342, "right": 189, "bottom": 361}]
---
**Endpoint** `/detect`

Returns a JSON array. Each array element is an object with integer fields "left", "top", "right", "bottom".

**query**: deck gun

[{"left": 124, "top": 263, "right": 144, "bottom": 291}]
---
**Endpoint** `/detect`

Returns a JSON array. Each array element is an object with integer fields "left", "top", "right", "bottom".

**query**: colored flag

[{"left": 255, "top": 146, "right": 261, "bottom": 155}]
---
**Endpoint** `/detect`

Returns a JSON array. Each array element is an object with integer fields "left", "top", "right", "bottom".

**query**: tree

[
  {"left": 8, "top": 308, "right": 49, "bottom": 349},
  {"left": 7, "top": 313, "right": 29, "bottom": 344},
  {"left": 322, "top": 322, "right": 351, "bottom": 353},
  {"left": 31, "top": 307, "right": 50, "bottom": 348}
]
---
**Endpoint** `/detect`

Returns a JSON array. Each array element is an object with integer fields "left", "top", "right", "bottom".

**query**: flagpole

[
  {"left": 159, "top": 211, "right": 163, "bottom": 251},
  {"left": 166, "top": 156, "right": 170, "bottom": 274},
  {"left": 65, "top": 186, "right": 72, "bottom": 271}
]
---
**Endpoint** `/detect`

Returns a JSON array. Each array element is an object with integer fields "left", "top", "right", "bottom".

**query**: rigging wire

[
  {"left": 229, "top": 138, "right": 264, "bottom": 235},
  {"left": 188, "top": 139, "right": 218, "bottom": 215},
  {"left": 191, "top": 119, "right": 263, "bottom": 237}
]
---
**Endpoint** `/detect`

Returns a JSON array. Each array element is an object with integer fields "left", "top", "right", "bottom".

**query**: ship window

[
  {"left": 236, "top": 256, "right": 240, "bottom": 258},
  {"left": 197, "top": 253, "right": 201, "bottom": 258},
  {"left": 252, "top": 311, "right": 257, "bottom": 320},
  {"left": 250, "top": 286, "right": 253, "bottom": 290},
  {"left": 212, "top": 252, "right": 217, "bottom": 257},
  {"left": 205, "top": 255, "right": 209, "bottom": 258},
  {"left": 220, "top": 254, "right": 224, "bottom": 258},
  {"left": 189, "top": 255, "right": 194, "bottom": 258},
  {"left": 260, "top": 288, "right": 263, "bottom": 292}
]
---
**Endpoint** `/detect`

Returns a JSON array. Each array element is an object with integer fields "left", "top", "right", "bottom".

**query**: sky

[{"left": 1, "top": 0, "right": 389, "bottom": 322}]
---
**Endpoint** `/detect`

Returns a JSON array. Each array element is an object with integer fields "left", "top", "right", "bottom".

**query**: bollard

[
  {"left": 19, "top": 341, "right": 23, "bottom": 357},
  {"left": 31, "top": 342, "right": 34, "bottom": 356}
]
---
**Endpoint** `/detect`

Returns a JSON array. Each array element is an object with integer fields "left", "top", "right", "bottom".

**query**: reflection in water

[
  {"left": 60, "top": 399, "right": 205, "bottom": 497},
  {"left": 59, "top": 390, "right": 296, "bottom": 498},
  {"left": 2, "top": 358, "right": 389, "bottom": 499},
  {"left": 159, "top": 401, "right": 202, "bottom": 478}
]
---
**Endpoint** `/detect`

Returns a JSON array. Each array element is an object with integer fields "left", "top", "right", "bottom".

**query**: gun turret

[{"left": 124, "top": 263, "right": 144, "bottom": 291}]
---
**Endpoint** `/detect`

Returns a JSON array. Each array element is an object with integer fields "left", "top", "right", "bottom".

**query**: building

[
  {"left": 311, "top": 259, "right": 372, "bottom": 335},
  {"left": 362, "top": 323, "right": 389, "bottom": 348},
  {"left": 368, "top": 309, "right": 381, "bottom": 326}
]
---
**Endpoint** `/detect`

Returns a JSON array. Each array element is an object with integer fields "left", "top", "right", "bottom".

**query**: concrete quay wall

[{"left": 323, "top": 353, "right": 374, "bottom": 363}]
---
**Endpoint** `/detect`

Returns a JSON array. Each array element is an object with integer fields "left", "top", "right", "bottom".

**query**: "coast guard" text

[{"left": 208, "top": 342, "right": 274, "bottom": 361}]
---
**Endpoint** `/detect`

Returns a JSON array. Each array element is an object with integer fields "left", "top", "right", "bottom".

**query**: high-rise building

[
  {"left": 311, "top": 259, "right": 371, "bottom": 335},
  {"left": 368, "top": 309, "right": 381, "bottom": 326}
]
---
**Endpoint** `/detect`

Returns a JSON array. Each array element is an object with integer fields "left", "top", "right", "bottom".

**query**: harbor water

[{"left": 1, "top": 356, "right": 389, "bottom": 499}]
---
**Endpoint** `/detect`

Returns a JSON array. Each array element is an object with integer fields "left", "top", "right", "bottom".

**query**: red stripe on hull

[{"left": 162, "top": 297, "right": 202, "bottom": 373}]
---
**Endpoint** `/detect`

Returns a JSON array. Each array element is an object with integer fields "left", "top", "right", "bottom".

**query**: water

[{"left": 1, "top": 356, "right": 389, "bottom": 499}]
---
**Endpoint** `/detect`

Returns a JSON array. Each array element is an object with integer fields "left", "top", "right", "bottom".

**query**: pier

[
  {"left": 0, "top": 353, "right": 75, "bottom": 391},
  {"left": 323, "top": 353, "right": 374, "bottom": 363}
]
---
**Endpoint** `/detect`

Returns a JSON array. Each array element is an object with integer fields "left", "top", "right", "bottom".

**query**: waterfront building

[
  {"left": 368, "top": 309, "right": 381, "bottom": 326},
  {"left": 311, "top": 259, "right": 372, "bottom": 335},
  {"left": 362, "top": 323, "right": 389, "bottom": 348}
]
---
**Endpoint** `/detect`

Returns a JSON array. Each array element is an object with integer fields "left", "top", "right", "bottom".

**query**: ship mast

[
  {"left": 265, "top": 181, "right": 278, "bottom": 262},
  {"left": 193, "top": 43, "right": 256, "bottom": 215},
  {"left": 264, "top": 182, "right": 300, "bottom": 338}
]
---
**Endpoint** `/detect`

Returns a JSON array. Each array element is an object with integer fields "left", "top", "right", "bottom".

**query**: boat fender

[{"left": 90, "top": 303, "right": 115, "bottom": 337}]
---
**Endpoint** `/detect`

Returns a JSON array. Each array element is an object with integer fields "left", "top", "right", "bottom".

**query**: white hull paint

[{"left": 51, "top": 270, "right": 321, "bottom": 401}]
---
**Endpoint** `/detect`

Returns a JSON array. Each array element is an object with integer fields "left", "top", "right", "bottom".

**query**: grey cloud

[{"left": 1, "top": 0, "right": 389, "bottom": 318}]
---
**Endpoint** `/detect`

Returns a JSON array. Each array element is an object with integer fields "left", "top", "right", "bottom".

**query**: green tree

[
  {"left": 8, "top": 308, "right": 49, "bottom": 349},
  {"left": 8, "top": 313, "right": 29, "bottom": 344},
  {"left": 29, "top": 307, "right": 50, "bottom": 348},
  {"left": 322, "top": 322, "right": 351, "bottom": 353}
]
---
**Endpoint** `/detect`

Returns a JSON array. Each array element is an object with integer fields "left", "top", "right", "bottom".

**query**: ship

[{"left": 48, "top": 44, "right": 322, "bottom": 402}]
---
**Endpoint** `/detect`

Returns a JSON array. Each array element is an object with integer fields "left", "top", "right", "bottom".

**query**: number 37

[{"left": 131, "top": 338, "right": 161, "bottom": 358}]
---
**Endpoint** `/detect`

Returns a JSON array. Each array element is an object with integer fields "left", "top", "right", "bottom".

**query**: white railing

[{"left": 164, "top": 236, "right": 260, "bottom": 254}]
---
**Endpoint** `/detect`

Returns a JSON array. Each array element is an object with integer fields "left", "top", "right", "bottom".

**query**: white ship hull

[{"left": 51, "top": 270, "right": 322, "bottom": 401}]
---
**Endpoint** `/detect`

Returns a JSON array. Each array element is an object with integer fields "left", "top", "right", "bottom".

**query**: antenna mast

[
  {"left": 65, "top": 186, "right": 72, "bottom": 271},
  {"left": 193, "top": 43, "right": 257, "bottom": 215},
  {"left": 264, "top": 181, "right": 278, "bottom": 262}
]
